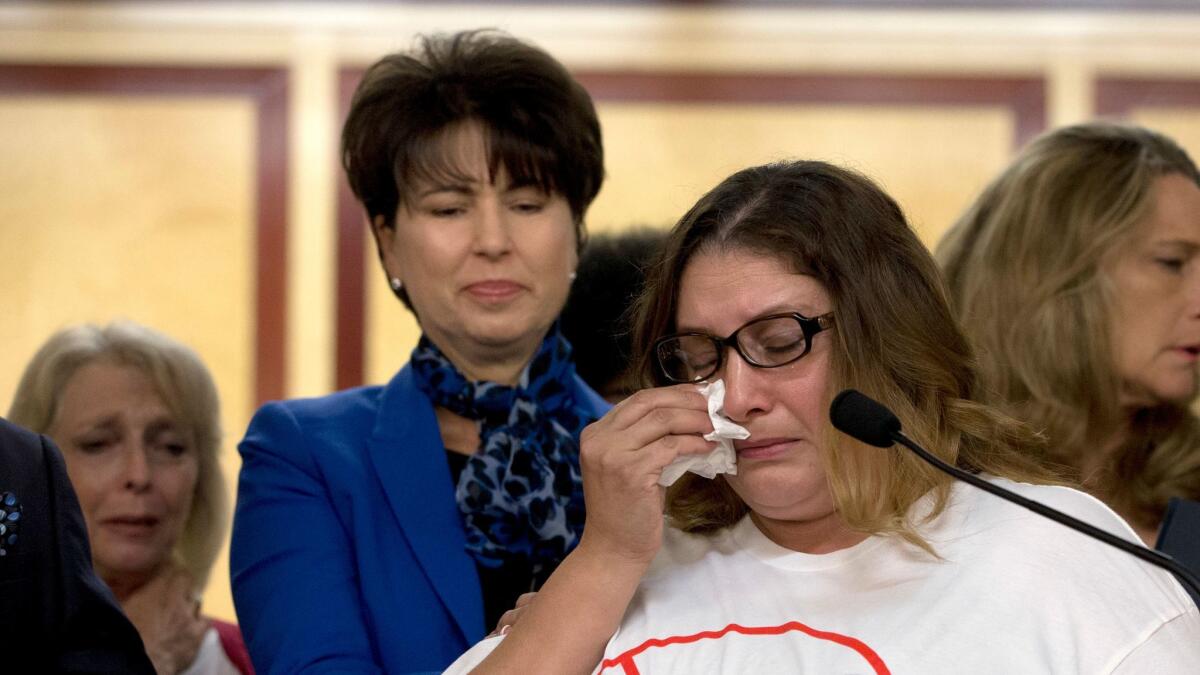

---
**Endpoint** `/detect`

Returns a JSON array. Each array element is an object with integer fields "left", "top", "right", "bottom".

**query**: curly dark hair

[{"left": 560, "top": 228, "right": 665, "bottom": 400}]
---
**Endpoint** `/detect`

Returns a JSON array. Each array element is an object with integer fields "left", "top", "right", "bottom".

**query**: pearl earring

[
  {"left": 390, "top": 277, "right": 403, "bottom": 291},
  {"left": 568, "top": 271, "right": 577, "bottom": 282}
]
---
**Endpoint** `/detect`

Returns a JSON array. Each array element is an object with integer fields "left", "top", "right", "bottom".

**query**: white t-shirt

[{"left": 446, "top": 478, "right": 1200, "bottom": 674}]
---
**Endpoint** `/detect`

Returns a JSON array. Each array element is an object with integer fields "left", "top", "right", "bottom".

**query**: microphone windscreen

[{"left": 829, "top": 389, "right": 901, "bottom": 448}]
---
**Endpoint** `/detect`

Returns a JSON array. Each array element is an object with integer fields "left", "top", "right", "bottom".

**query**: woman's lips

[
  {"left": 101, "top": 516, "right": 160, "bottom": 538},
  {"left": 464, "top": 280, "right": 524, "bottom": 303},
  {"left": 1173, "top": 345, "right": 1200, "bottom": 362},
  {"left": 734, "top": 438, "right": 795, "bottom": 460}
]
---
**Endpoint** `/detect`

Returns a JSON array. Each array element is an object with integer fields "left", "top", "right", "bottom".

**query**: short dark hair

[
  {"left": 341, "top": 29, "right": 605, "bottom": 238},
  {"left": 560, "top": 228, "right": 665, "bottom": 399}
]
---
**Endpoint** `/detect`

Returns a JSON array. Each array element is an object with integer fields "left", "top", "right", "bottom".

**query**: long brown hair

[
  {"left": 938, "top": 122, "right": 1200, "bottom": 529},
  {"left": 633, "top": 160, "right": 1054, "bottom": 552}
]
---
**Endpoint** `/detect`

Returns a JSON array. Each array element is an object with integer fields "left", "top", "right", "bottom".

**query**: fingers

[
  {"left": 604, "top": 385, "right": 708, "bottom": 431},
  {"left": 583, "top": 385, "right": 714, "bottom": 454},
  {"left": 488, "top": 605, "right": 526, "bottom": 637},
  {"left": 164, "top": 568, "right": 197, "bottom": 609},
  {"left": 627, "top": 437, "right": 717, "bottom": 486},
  {"left": 152, "top": 568, "right": 205, "bottom": 626},
  {"left": 514, "top": 592, "right": 536, "bottom": 608},
  {"left": 585, "top": 434, "right": 715, "bottom": 494},
  {"left": 606, "top": 408, "right": 716, "bottom": 454},
  {"left": 498, "top": 607, "right": 520, "bottom": 631},
  {"left": 624, "top": 434, "right": 718, "bottom": 475},
  {"left": 185, "top": 610, "right": 210, "bottom": 641},
  {"left": 584, "top": 411, "right": 717, "bottom": 465},
  {"left": 581, "top": 384, "right": 721, "bottom": 491}
]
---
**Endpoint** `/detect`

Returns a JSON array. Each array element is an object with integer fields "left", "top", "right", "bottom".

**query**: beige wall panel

[
  {"left": 0, "top": 96, "right": 254, "bottom": 622},
  {"left": 366, "top": 103, "right": 1015, "bottom": 384},
  {"left": 589, "top": 103, "right": 1016, "bottom": 245},
  {"left": 365, "top": 237, "right": 423, "bottom": 386},
  {"left": 1129, "top": 109, "right": 1200, "bottom": 160}
]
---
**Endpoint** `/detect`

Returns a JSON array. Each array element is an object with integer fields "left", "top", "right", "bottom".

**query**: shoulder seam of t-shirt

[
  {"left": 966, "top": 479, "right": 1145, "bottom": 542},
  {"left": 1103, "top": 606, "right": 1198, "bottom": 673}
]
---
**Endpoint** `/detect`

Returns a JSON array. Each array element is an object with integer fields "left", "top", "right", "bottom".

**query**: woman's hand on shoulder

[
  {"left": 121, "top": 565, "right": 209, "bottom": 675},
  {"left": 488, "top": 591, "right": 537, "bottom": 638},
  {"left": 577, "top": 384, "right": 715, "bottom": 565}
]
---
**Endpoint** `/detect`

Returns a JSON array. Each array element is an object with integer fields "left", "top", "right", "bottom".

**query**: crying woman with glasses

[{"left": 446, "top": 160, "right": 1200, "bottom": 674}]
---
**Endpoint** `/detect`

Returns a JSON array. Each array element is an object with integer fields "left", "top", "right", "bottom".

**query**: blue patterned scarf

[{"left": 411, "top": 326, "right": 593, "bottom": 570}]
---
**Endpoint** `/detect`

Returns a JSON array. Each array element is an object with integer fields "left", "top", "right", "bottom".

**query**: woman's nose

[
  {"left": 718, "top": 348, "right": 769, "bottom": 423},
  {"left": 472, "top": 201, "right": 513, "bottom": 258},
  {"left": 121, "top": 446, "right": 153, "bottom": 491}
]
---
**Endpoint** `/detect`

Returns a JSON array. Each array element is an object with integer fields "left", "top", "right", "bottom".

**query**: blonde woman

[
  {"left": 447, "top": 160, "right": 1198, "bottom": 674},
  {"left": 9, "top": 321, "right": 252, "bottom": 675},
  {"left": 938, "top": 122, "right": 1200, "bottom": 545}
]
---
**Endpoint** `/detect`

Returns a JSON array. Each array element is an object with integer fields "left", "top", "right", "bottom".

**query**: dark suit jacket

[
  {"left": 0, "top": 417, "right": 154, "bottom": 673},
  {"left": 230, "top": 363, "right": 609, "bottom": 674},
  {"left": 1157, "top": 497, "right": 1200, "bottom": 608}
]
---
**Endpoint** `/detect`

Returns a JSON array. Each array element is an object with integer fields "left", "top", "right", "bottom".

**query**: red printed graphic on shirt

[{"left": 598, "top": 621, "right": 891, "bottom": 675}]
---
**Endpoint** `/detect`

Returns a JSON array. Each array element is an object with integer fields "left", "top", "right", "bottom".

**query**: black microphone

[{"left": 829, "top": 388, "right": 1200, "bottom": 605}]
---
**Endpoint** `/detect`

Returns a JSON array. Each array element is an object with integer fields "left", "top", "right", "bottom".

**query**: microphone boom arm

[{"left": 892, "top": 431, "right": 1200, "bottom": 603}]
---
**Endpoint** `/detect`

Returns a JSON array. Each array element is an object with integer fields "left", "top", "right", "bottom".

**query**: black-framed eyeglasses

[{"left": 653, "top": 312, "right": 835, "bottom": 384}]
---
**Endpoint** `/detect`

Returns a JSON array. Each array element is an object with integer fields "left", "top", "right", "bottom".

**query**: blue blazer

[{"left": 230, "top": 364, "right": 609, "bottom": 674}]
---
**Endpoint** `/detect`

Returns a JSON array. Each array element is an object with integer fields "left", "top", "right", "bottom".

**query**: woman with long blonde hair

[
  {"left": 9, "top": 321, "right": 252, "bottom": 674},
  {"left": 938, "top": 121, "right": 1200, "bottom": 545}
]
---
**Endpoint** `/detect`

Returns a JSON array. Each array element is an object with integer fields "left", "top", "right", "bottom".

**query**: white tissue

[{"left": 657, "top": 379, "right": 750, "bottom": 487}]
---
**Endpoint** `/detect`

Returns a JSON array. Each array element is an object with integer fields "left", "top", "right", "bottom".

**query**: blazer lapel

[
  {"left": 571, "top": 373, "right": 613, "bottom": 421},
  {"left": 365, "top": 365, "right": 484, "bottom": 643}
]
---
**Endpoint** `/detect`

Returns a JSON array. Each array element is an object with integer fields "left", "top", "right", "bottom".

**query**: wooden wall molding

[
  {"left": 574, "top": 71, "right": 1045, "bottom": 146},
  {"left": 0, "top": 64, "right": 290, "bottom": 405},
  {"left": 333, "top": 67, "right": 1045, "bottom": 389},
  {"left": 336, "top": 69, "right": 367, "bottom": 391},
  {"left": 1096, "top": 77, "right": 1200, "bottom": 117}
]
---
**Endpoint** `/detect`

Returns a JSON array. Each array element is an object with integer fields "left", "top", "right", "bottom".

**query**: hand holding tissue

[{"left": 657, "top": 379, "right": 750, "bottom": 487}]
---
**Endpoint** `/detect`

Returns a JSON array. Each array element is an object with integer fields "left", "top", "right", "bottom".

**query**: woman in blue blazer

[{"left": 230, "top": 30, "right": 608, "bottom": 673}]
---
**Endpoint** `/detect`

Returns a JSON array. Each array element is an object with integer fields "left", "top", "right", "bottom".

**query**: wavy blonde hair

[
  {"left": 937, "top": 121, "right": 1200, "bottom": 529},
  {"left": 633, "top": 160, "right": 1055, "bottom": 553},
  {"left": 8, "top": 321, "right": 228, "bottom": 588}
]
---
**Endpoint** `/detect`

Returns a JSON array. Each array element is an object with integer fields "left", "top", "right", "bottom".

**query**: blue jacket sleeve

[{"left": 230, "top": 402, "right": 382, "bottom": 674}]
